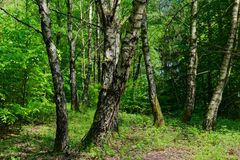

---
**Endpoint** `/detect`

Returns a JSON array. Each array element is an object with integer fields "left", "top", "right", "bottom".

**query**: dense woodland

[{"left": 1, "top": 0, "right": 240, "bottom": 159}]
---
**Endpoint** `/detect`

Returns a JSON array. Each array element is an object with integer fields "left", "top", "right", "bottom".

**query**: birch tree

[
  {"left": 183, "top": 0, "right": 198, "bottom": 122},
  {"left": 96, "top": 12, "right": 101, "bottom": 83},
  {"left": 203, "top": 0, "right": 240, "bottom": 131},
  {"left": 38, "top": 0, "right": 68, "bottom": 151},
  {"left": 141, "top": 11, "right": 165, "bottom": 127},
  {"left": 67, "top": 0, "right": 79, "bottom": 111},
  {"left": 80, "top": 0, "right": 147, "bottom": 149},
  {"left": 82, "top": 0, "right": 93, "bottom": 105}
]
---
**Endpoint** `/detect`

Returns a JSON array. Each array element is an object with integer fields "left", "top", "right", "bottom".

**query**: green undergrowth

[{"left": 0, "top": 107, "right": 240, "bottom": 160}]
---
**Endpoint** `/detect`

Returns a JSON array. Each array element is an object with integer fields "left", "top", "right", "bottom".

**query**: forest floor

[{"left": 1, "top": 108, "right": 240, "bottom": 160}]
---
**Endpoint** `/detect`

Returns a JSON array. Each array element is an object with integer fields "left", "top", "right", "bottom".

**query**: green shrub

[
  {"left": 121, "top": 79, "right": 151, "bottom": 114},
  {"left": 0, "top": 98, "right": 54, "bottom": 125},
  {"left": 0, "top": 107, "right": 18, "bottom": 124},
  {"left": 26, "top": 97, "right": 55, "bottom": 123}
]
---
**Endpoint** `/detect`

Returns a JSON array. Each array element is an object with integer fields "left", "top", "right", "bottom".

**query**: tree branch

[
  {"left": 0, "top": 7, "right": 42, "bottom": 34},
  {"left": 51, "top": 8, "right": 101, "bottom": 29},
  {"left": 111, "top": 0, "right": 119, "bottom": 21}
]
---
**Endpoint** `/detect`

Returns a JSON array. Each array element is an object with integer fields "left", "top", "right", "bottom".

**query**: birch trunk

[
  {"left": 82, "top": 0, "right": 93, "bottom": 106},
  {"left": 80, "top": 0, "right": 147, "bottom": 149},
  {"left": 96, "top": 13, "right": 101, "bottom": 83},
  {"left": 203, "top": 0, "right": 240, "bottom": 131},
  {"left": 95, "top": 0, "right": 121, "bottom": 131},
  {"left": 183, "top": 0, "right": 198, "bottom": 122},
  {"left": 141, "top": 12, "right": 164, "bottom": 127},
  {"left": 38, "top": 0, "right": 68, "bottom": 151},
  {"left": 79, "top": 0, "right": 86, "bottom": 91},
  {"left": 67, "top": 0, "right": 79, "bottom": 111},
  {"left": 55, "top": 1, "right": 61, "bottom": 47}
]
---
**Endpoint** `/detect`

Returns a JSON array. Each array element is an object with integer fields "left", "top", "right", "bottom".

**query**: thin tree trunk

[
  {"left": 94, "top": 46, "right": 96, "bottom": 83},
  {"left": 206, "top": 18, "right": 213, "bottom": 106},
  {"left": 183, "top": 0, "right": 198, "bottom": 122},
  {"left": 96, "top": 13, "right": 101, "bottom": 83},
  {"left": 79, "top": 0, "right": 86, "bottom": 91},
  {"left": 82, "top": 0, "right": 93, "bottom": 106},
  {"left": 203, "top": 0, "right": 240, "bottom": 131},
  {"left": 67, "top": 0, "right": 79, "bottom": 111},
  {"left": 80, "top": 0, "right": 147, "bottom": 149},
  {"left": 38, "top": 0, "right": 68, "bottom": 151},
  {"left": 141, "top": 11, "right": 164, "bottom": 127},
  {"left": 133, "top": 53, "right": 142, "bottom": 82},
  {"left": 56, "top": 1, "right": 61, "bottom": 47},
  {"left": 132, "top": 51, "right": 141, "bottom": 102}
]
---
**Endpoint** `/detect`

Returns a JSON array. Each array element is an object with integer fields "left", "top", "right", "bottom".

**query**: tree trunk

[
  {"left": 203, "top": 0, "right": 240, "bottom": 131},
  {"left": 82, "top": 0, "right": 93, "bottom": 106},
  {"left": 141, "top": 11, "right": 165, "bottom": 127},
  {"left": 55, "top": 1, "right": 61, "bottom": 47},
  {"left": 95, "top": 0, "right": 121, "bottom": 131},
  {"left": 79, "top": 0, "right": 86, "bottom": 92},
  {"left": 67, "top": 0, "right": 79, "bottom": 111},
  {"left": 38, "top": 0, "right": 68, "bottom": 151},
  {"left": 96, "top": 12, "right": 101, "bottom": 83},
  {"left": 132, "top": 51, "right": 141, "bottom": 102},
  {"left": 133, "top": 52, "right": 142, "bottom": 81},
  {"left": 80, "top": 0, "right": 147, "bottom": 149},
  {"left": 183, "top": 0, "right": 198, "bottom": 122}
]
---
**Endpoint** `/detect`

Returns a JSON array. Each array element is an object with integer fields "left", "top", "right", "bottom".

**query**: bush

[
  {"left": 121, "top": 79, "right": 151, "bottom": 115},
  {"left": 0, "top": 98, "right": 55, "bottom": 125}
]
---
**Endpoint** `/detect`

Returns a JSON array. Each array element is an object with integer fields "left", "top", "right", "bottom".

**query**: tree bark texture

[
  {"left": 82, "top": 0, "right": 93, "bottom": 106},
  {"left": 141, "top": 12, "right": 165, "bottom": 127},
  {"left": 67, "top": 0, "right": 79, "bottom": 111},
  {"left": 203, "top": 0, "right": 240, "bottom": 131},
  {"left": 38, "top": 0, "right": 68, "bottom": 151},
  {"left": 183, "top": 0, "right": 198, "bottom": 122},
  {"left": 95, "top": 0, "right": 121, "bottom": 131},
  {"left": 80, "top": 0, "right": 147, "bottom": 149},
  {"left": 95, "top": 0, "right": 121, "bottom": 90}
]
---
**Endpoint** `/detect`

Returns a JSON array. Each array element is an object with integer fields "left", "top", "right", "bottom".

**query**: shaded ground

[{"left": 0, "top": 124, "right": 21, "bottom": 140}]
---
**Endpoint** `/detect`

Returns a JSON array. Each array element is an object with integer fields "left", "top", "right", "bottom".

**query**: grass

[{"left": 0, "top": 107, "right": 240, "bottom": 160}]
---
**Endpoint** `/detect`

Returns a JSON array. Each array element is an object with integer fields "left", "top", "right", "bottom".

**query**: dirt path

[
  {"left": 105, "top": 147, "right": 194, "bottom": 160},
  {"left": 144, "top": 147, "right": 194, "bottom": 160}
]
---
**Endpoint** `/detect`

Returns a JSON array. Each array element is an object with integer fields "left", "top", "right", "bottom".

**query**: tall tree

[
  {"left": 141, "top": 11, "right": 165, "bottom": 127},
  {"left": 96, "top": 0, "right": 122, "bottom": 131},
  {"left": 82, "top": 0, "right": 93, "bottom": 106},
  {"left": 79, "top": 0, "right": 86, "bottom": 90},
  {"left": 80, "top": 0, "right": 147, "bottom": 149},
  {"left": 38, "top": 0, "right": 68, "bottom": 151},
  {"left": 183, "top": 0, "right": 198, "bottom": 122},
  {"left": 203, "top": 0, "right": 240, "bottom": 131},
  {"left": 67, "top": 0, "right": 79, "bottom": 111},
  {"left": 96, "top": 12, "right": 101, "bottom": 83},
  {"left": 96, "top": 0, "right": 121, "bottom": 93}
]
